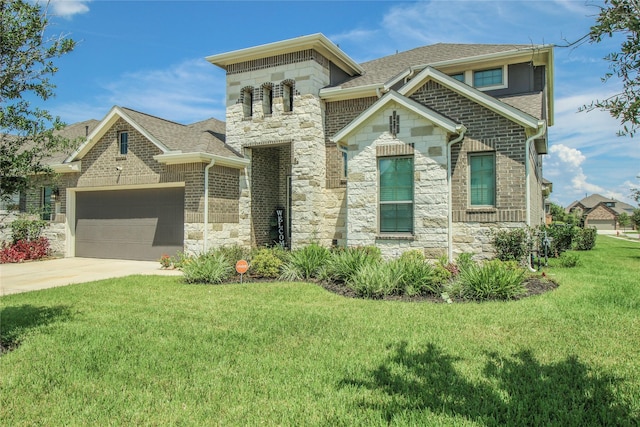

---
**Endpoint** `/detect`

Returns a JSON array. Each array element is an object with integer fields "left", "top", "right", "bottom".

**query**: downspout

[
  {"left": 338, "top": 145, "right": 349, "bottom": 246},
  {"left": 525, "top": 120, "right": 547, "bottom": 272},
  {"left": 525, "top": 121, "right": 547, "bottom": 227},
  {"left": 447, "top": 126, "right": 467, "bottom": 261},
  {"left": 203, "top": 158, "right": 216, "bottom": 253}
]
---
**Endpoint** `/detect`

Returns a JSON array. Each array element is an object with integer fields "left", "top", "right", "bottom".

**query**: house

[
  {"left": 566, "top": 194, "right": 636, "bottom": 231},
  {"left": 5, "top": 33, "right": 554, "bottom": 261}
]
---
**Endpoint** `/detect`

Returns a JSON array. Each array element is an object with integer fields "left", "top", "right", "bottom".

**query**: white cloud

[
  {"left": 47, "top": 0, "right": 91, "bottom": 18},
  {"left": 548, "top": 144, "right": 585, "bottom": 169}
]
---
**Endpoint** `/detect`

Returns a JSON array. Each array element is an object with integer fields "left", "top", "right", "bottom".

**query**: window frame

[
  {"left": 472, "top": 66, "right": 508, "bottom": 91},
  {"left": 242, "top": 87, "right": 254, "bottom": 118},
  {"left": 378, "top": 156, "right": 414, "bottom": 235},
  {"left": 468, "top": 152, "right": 496, "bottom": 208},
  {"left": 41, "top": 186, "right": 53, "bottom": 221},
  {"left": 282, "top": 80, "right": 294, "bottom": 113},
  {"left": 118, "top": 131, "right": 128, "bottom": 155},
  {"left": 262, "top": 83, "right": 273, "bottom": 116}
]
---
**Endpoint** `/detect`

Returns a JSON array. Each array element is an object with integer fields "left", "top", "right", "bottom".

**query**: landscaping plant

[
  {"left": 182, "top": 252, "right": 233, "bottom": 284},
  {"left": 279, "top": 242, "right": 330, "bottom": 281},
  {"left": 457, "top": 259, "right": 526, "bottom": 300}
]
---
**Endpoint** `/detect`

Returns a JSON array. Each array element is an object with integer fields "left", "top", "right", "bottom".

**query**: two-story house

[{"left": 6, "top": 33, "right": 553, "bottom": 261}]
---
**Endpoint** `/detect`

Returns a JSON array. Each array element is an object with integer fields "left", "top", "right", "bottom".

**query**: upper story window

[
  {"left": 473, "top": 68, "right": 504, "bottom": 88},
  {"left": 450, "top": 73, "right": 465, "bottom": 82},
  {"left": 469, "top": 153, "right": 496, "bottom": 207},
  {"left": 118, "top": 131, "right": 128, "bottom": 155},
  {"left": 242, "top": 87, "right": 254, "bottom": 118},
  {"left": 282, "top": 80, "right": 294, "bottom": 112},
  {"left": 262, "top": 84, "right": 273, "bottom": 116},
  {"left": 379, "top": 157, "right": 414, "bottom": 234}
]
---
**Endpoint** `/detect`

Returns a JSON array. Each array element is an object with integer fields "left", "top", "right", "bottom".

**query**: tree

[
  {"left": 580, "top": 0, "right": 640, "bottom": 136},
  {"left": 632, "top": 208, "right": 640, "bottom": 229},
  {"left": 0, "top": 0, "right": 76, "bottom": 201},
  {"left": 617, "top": 212, "right": 631, "bottom": 231}
]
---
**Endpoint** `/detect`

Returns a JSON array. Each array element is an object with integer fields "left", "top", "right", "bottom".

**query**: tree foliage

[
  {"left": 0, "top": 0, "right": 76, "bottom": 200},
  {"left": 580, "top": 0, "right": 640, "bottom": 136}
]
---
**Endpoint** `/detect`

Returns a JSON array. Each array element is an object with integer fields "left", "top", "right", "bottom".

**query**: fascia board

[
  {"left": 320, "top": 83, "right": 381, "bottom": 101},
  {"left": 66, "top": 106, "right": 171, "bottom": 162},
  {"left": 331, "top": 91, "right": 463, "bottom": 143},
  {"left": 154, "top": 152, "right": 250, "bottom": 169},
  {"left": 50, "top": 161, "right": 81, "bottom": 173},
  {"left": 399, "top": 67, "right": 540, "bottom": 129},
  {"left": 206, "top": 33, "right": 364, "bottom": 76}
]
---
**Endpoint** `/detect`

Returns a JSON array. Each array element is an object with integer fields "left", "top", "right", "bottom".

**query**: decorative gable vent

[{"left": 389, "top": 110, "right": 400, "bottom": 137}]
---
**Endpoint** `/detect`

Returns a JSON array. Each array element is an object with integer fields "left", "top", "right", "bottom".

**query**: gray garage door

[
  {"left": 75, "top": 187, "right": 184, "bottom": 261},
  {"left": 588, "top": 219, "right": 616, "bottom": 230}
]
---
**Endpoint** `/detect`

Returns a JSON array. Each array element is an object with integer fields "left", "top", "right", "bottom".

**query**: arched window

[
  {"left": 241, "top": 86, "right": 254, "bottom": 118},
  {"left": 282, "top": 80, "right": 295, "bottom": 112}
]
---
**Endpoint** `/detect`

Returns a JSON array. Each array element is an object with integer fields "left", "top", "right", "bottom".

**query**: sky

[{"left": 34, "top": 0, "right": 639, "bottom": 207}]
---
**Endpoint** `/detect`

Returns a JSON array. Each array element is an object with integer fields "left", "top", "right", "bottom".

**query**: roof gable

[
  {"left": 66, "top": 106, "right": 173, "bottom": 162},
  {"left": 398, "top": 67, "right": 542, "bottom": 130},
  {"left": 331, "top": 90, "right": 465, "bottom": 144}
]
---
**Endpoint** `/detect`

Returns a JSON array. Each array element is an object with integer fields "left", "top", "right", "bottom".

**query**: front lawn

[{"left": 1, "top": 236, "right": 638, "bottom": 425}]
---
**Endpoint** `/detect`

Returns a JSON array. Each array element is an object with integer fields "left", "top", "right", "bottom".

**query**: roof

[
  {"left": 339, "top": 43, "right": 535, "bottom": 89},
  {"left": 567, "top": 194, "right": 635, "bottom": 215},
  {"left": 64, "top": 106, "right": 240, "bottom": 164}
]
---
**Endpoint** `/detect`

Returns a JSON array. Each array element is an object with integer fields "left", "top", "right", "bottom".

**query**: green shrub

[
  {"left": 457, "top": 259, "right": 526, "bottom": 301},
  {"left": 492, "top": 228, "right": 530, "bottom": 263},
  {"left": 573, "top": 227, "right": 597, "bottom": 251},
  {"left": 395, "top": 250, "right": 439, "bottom": 296},
  {"left": 250, "top": 248, "right": 284, "bottom": 278},
  {"left": 542, "top": 224, "right": 575, "bottom": 256},
  {"left": 280, "top": 243, "right": 330, "bottom": 281},
  {"left": 455, "top": 252, "right": 477, "bottom": 273},
  {"left": 348, "top": 262, "right": 400, "bottom": 298},
  {"left": 10, "top": 217, "right": 47, "bottom": 244},
  {"left": 171, "top": 251, "right": 188, "bottom": 269},
  {"left": 558, "top": 252, "right": 580, "bottom": 268},
  {"left": 322, "top": 246, "right": 382, "bottom": 283},
  {"left": 217, "top": 244, "right": 251, "bottom": 268},
  {"left": 182, "top": 252, "right": 234, "bottom": 284}
]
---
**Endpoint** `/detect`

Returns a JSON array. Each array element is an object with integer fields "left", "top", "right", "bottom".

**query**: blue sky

[{"left": 39, "top": 0, "right": 639, "bottom": 206}]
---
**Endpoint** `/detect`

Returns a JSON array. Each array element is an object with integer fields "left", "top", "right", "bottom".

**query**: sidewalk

[{"left": 0, "top": 257, "right": 182, "bottom": 296}]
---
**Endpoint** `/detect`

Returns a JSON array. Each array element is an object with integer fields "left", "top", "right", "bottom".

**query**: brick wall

[{"left": 410, "top": 81, "right": 528, "bottom": 223}]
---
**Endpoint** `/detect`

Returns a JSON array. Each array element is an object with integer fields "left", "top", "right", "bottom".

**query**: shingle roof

[
  {"left": 567, "top": 194, "right": 635, "bottom": 215},
  {"left": 338, "top": 43, "right": 533, "bottom": 89},
  {"left": 119, "top": 108, "right": 239, "bottom": 159}
]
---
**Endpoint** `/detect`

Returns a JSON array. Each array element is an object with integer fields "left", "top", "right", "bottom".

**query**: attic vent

[{"left": 389, "top": 111, "right": 400, "bottom": 137}]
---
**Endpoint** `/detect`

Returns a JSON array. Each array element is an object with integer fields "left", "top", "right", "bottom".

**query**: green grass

[{"left": 1, "top": 236, "right": 639, "bottom": 425}]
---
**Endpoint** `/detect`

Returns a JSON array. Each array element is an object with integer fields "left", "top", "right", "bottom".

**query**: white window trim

[
  {"left": 472, "top": 65, "right": 508, "bottom": 91},
  {"left": 377, "top": 156, "right": 415, "bottom": 235},
  {"left": 468, "top": 152, "right": 496, "bottom": 208}
]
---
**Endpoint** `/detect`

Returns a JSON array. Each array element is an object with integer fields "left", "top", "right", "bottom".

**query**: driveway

[{"left": 0, "top": 257, "right": 182, "bottom": 296}]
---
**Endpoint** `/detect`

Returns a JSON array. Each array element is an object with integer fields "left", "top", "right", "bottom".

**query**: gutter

[{"left": 446, "top": 125, "right": 467, "bottom": 261}]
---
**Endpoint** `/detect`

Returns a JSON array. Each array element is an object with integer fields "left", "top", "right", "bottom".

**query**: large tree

[
  {"left": 580, "top": 0, "right": 640, "bottom": 137},
  {"left": 0, "top": 0, "right": 76, "bottom": 200}
]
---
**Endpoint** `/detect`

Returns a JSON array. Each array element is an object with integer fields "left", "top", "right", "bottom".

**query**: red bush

[{"left": 0, "top": 237, "right": 50, "bottom": 263}]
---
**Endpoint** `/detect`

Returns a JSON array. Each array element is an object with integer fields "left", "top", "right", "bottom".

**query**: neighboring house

[
  {"left": 9, "top": 33, "right": 554, "bottom": 261},
  {"left": 566, "top": 194, "right": 636, "bottom": 231}
]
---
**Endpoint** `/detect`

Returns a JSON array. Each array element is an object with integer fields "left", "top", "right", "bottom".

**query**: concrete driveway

[{"left": 0, "top": 257, "right": 182, "bottom": 296}]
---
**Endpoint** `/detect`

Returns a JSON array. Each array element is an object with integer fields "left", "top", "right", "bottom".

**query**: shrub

[
  {"left": 321, "top": 246, "right": 381, "bottom": 283},
  {"left": 11, "top": 218, "right": 47, "bottom": 244},
  {"left": 492, "top": 228, "right": 530, "bottom": 263},
  {"left": 395, "top": 251, "right": 439, "bottom": 296},
  {"left": 170, "top": 251, "right": 189, "bottom": 269},
  {"left": 457, "top": 259, "right": 526, "bottom": 300},
  {"left": 159, "top": 255, "right": 172, "bottom": 268},
  {"left": 543, "top": 224, "right": 575, "bottom": 256},
  {"left": 558, "top": 252, "right": 580, "bottom": 268},
  {"left": 573, "top": 227, "right": 597, "bottom": 251},
  {"left": 182, "top": 252, "right": 233, "bottom": 284},
  {"left": 348, "top": 262, "right": 400, "bottom": 298},
  {"left": 0, "top": 237, "right": 50, "bottom": 263},
  {"left": 217, "top": 245, "right": 251, "bottom": 268},
  {"left": 280, "top": 243, "right": 330, "bottom": 281},
  {"left": 250, "top": 248, "right": 284, "bottom": 278}
]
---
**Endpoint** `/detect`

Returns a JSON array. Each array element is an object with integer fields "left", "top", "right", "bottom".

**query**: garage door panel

[{"left": 75, "top": 188, "right": 184, "bottom": 261}]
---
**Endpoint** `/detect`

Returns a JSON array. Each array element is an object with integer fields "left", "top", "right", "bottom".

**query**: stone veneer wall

[
  {"left": 344, "top": 101, "right": 451, "bottom": 260},
  {"left": 223, "top": 53, "right": 331, "bottom": 248}
]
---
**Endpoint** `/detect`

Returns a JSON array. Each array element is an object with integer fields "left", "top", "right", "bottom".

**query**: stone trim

[
  {"left": 376, "top": 144, "right": 415, "bottom": 157},
  {"left": 226, "top": 49, "right": 330, "bottom": 75},
  {"left": 242, "top": 138, "right": 293, "bottom": 148}
]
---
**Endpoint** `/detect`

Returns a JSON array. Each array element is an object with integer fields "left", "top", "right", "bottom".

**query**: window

[
  {"left": 282, "top": 81, "right": 293, "bottom": 112},
  {"left": 242, "top": 87, "right": 253, "bottom": 118},
  {"left": 341, "top": 150, "right": 348, "bottom": 179},
  {"left": 118, "top": 131, "right": 128, "bottom": 155},
  {"left": 262, "top": 84, "right": 273, "bottom": 115},
  {"left": 473, "top": 68, "right": 503, "bottom": 88},
  {"left": 469, "top": 153, "right": 495, "bottom": 206},
  {"left": 450, "top": 73, "right": 465, "bottom": 82},
  {"left": 379, "top": 157, "right": 413, "bottom": 233},
  {"left": 41, "top": 187, "right": 53, "bottom": 220}
]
